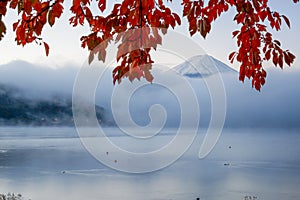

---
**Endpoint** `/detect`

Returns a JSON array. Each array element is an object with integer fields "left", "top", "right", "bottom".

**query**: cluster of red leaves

[
  {"left": 0, "top": 0, "right": 64, "bottom": 56},
  {"left": 0, "top": 0, "right": 298, "bottom": 90},
  {"left": 183, "top": 0, "right": 231, "bottom": 38},
  {"left": 70, "top": 0, "right": 180, "bottom": 83},
  {"left": 182, "top": 0, "right": 298, "bottom": 90},
  {"left": 230, "top": 0, "right": 296, "bottom": 90}
]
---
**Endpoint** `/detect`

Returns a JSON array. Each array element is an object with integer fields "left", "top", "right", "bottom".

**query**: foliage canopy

[{"left": 0, "top": 0, "right": 298, "bottom": 90}]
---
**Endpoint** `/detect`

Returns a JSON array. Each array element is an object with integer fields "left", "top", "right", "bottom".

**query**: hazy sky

[{"left": 0, "top": 1, "right": 299, "bottom": 71}]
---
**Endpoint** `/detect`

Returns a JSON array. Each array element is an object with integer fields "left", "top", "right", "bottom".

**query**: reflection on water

[{"left": 0, "top": 127, "right": 300, "bottom": 200}]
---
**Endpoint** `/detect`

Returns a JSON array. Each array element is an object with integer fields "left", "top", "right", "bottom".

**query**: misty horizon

[{"left": 0, "top": 56, "right": 299, "bottom": 129}]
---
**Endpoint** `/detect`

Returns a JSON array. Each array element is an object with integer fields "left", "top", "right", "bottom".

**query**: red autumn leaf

[
  {"left": 35, "top": 21, "right": 43, "bottom": 36},
  {"left": 23, "top": 0, "right": 33, "bottom": 15},
  {"left": 265, "top": 49, "right": 271, "bottom": 61},
  {"left": 228, "top": 52, "right": 236, "bottom": 63},
  {"left": 31, "top": 0, "right": 42, "bottom": 12},
  {"left": 44, "top": 42, "right": 50, "bottom": 56},
  {"left": 256, "top": 24, "right": 266, "bottom": 31},
  {"left": 232, "top": 30, "right": 239, "bottom": 38},
  {"left": 288, "top": 51, "right": 296, "bottom": 61},
  {"left": 273, "top": 52, "right": 278, "bottom": 66},
  {"left": 262, "top": 69, "right": 267, "bottom": 78},
  {"left": 254, "top": 80, "right": 261, "bottom": 91},
  {"left": 283, "top": 52, "right": 291, "bottom": 66},
  {"left": 282, "top": 15, "right": 291, "bottom": 28},
  {"left": 12, "top": 20, "right": 19, "bottom": 31},
  {"left": 0, "top": 19, "right": 6, "bottom": 41},
  {"left": 252, "top": 0, "right": 260, "bottom": 12},
  {"left": 9, "top": 0, "right": 18, "bottom": 9},
  {"left": 261, "top": 77, "right": 265, "bottom": 86},
  {"left": 98, "top": 0, "right": 106, "bottom": 12},
  {"left": 274, "top": 40, "right": 281, "bottom": 47},
  {"left": 173, "top": 13, "right": 181, "bottom": 25},
  {"left": 278, "top": 54, "right": 284, "bottom": 69},
  {"left": 258, "top": 10, "right": 268, "bottom": 21},
  {"left": 48, "top": 1, "right": 64, "bottom": 27},
  {"left": 48, "top": 10, "right": 55, "bottom": 27}
]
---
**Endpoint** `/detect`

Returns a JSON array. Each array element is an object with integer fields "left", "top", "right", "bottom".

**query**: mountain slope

[{"left": 0, "top": 84, "right": 105, "bottom": 126}]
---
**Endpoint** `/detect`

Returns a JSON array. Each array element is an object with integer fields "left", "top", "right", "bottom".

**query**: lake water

[{"left": 0, "top": 127, "right": 300, "bottom": 200}]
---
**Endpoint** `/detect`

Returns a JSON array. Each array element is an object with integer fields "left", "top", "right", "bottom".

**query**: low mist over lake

[{"left": 0, "top": 55, "right": 300, "bottom": 200}]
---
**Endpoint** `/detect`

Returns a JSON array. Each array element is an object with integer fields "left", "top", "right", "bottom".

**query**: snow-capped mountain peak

[{"left": 173, "top": 55, "right": 236, "bottom": 78}]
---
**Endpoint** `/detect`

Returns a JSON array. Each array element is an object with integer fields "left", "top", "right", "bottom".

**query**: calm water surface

[{"left": 0, "top": 127, "right": 300, "bottom": 200}]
